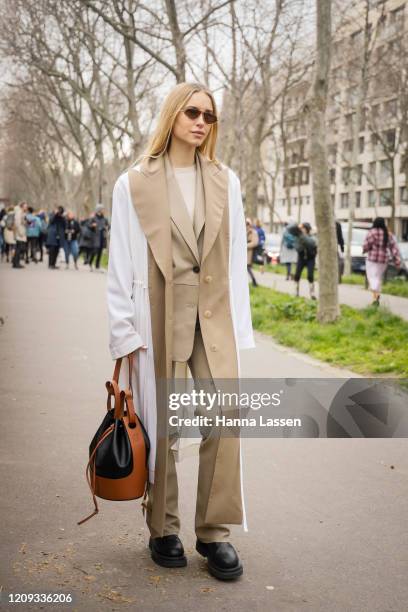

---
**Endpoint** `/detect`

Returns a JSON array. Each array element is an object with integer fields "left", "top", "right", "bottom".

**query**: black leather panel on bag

[{"left": 90, "top": 409, "right": 133, "bottom": 479}]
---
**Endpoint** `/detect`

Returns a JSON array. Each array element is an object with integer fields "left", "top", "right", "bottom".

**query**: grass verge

[
  {"left": 253, "top": 263, "right": 408, "bottom": 298},
  {"left": 250, "top": 285, "right": 408, "bottom": 376}
]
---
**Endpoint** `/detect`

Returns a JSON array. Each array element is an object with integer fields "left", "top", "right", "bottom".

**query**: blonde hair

[{"left": 135, "top": 82, "right": 219, "bottom": 165}]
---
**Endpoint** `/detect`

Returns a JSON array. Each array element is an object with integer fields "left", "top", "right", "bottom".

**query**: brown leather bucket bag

[{"left": 78, "top": 353, "right": 150, "bottom": 525}]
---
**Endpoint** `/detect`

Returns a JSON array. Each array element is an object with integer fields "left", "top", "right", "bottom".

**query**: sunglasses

[{"left": 182, "top": 106, "right": 218, "bottom": 125}]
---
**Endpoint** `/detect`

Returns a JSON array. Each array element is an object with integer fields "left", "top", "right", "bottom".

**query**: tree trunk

[{"left": 304, "top": 0, "right": 339, "bottom": 322}]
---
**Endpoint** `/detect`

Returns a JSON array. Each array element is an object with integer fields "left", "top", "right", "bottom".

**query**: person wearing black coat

[
  {"left": 64, "top": 210, "right": 81, "bottom": 269},
  {"left": 46, "top": 206, "right": 66, "bottom": 269},
  {"left": 336, "top": 220, "right": 345, "bottom": 283},
  {"left": 88, "top": 204, "right": 110, "bottom": 270},
  {"left": 78, "top": 217, "right": 94, "bottom": 264}
]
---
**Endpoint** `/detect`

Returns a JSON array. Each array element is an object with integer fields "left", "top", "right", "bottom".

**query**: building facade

[{"left": 261, "top": 0, "right": 408, "bottom": 240}]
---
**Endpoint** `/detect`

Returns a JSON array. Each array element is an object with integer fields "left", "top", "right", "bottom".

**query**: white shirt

[{"left": 173, "top": 164, "right": 196, "bottom": 223}]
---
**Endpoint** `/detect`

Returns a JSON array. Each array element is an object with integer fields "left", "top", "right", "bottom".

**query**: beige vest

[
  {"left": 164, "top": 151, "right": 205, "bottom": 362},
  {"left": 128, "top": 152, "right": 242, "bottom": 536}
]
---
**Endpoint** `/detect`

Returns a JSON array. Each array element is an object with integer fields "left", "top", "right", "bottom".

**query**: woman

[
  {"left": 107, "top": 82, "right": 255, "bottom": 581},
  {"left": 363, "top": 217, "right": 400, "bottom": 306},
  {"left": 280, "top": 221, "right": 298, "bottom": 280},
  {"left": 25, "top": 207, "right": 41, "bottom": 263},
  {"left": 64, "top": 210, "right": 81, "bottom": 270},
  {"left": 1, "top": 206, "right": 16, "bottom": 263}
]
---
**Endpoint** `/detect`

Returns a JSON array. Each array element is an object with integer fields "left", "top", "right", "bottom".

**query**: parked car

[
  {"left": 386, "top": 241, "right": 408, "bottom": 280},
  {"left": 263, "top": 232, "right": 281, "bottom": 264}
]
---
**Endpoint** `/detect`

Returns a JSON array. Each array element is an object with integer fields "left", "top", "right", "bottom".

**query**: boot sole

[
  {"left": 196, "top": 541, "right": 243, "bottom": 580},
  {"left": 148, "top": 541, "right": 187, "bottom": 568}
]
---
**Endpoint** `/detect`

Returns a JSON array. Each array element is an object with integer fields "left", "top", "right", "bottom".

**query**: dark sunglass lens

[
  {"left": 204, "top": 112, "right": 217, "bottom": 124},
  {"left": 184, "top": 107, "right": 200, "bottom": 120}
]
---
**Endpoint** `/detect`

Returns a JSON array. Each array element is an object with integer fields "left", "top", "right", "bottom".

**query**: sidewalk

[
  {"left": 1, "top": 259, "right": 407, "bottom": 611},
  {"left": 254, "top": 269, "right": 408, "bottom": 321}
]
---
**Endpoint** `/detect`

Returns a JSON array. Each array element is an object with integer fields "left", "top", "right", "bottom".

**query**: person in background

[
  {"left": 336, "top": 220, "right": 344, "bottom": 283},
  {"left": 246, "top": 217, "right": 259, "bottom": 287},
  {"left": 293, "top": 222, "right": 318, "bottom": 299},
  {"left": 12, "top": 201, "right": 28, "bottom": 269},
  {"left": 37, "top": 211, "right": 48, "bottom": 262},
  {"left": 78, "top": 216, "right": 93, "bottom": 264},
  {"left": 254, "top": 218, "right": 266, "bottom": 273},
  {"left": 363, "top": 217, "right": 401, "bottom": 306},
  {"left": 46, "top": 206, "right": 66, "bottom": 269},
  {"left": 1, "top": 206, "right": 16, "bottom": 263},
  {"left": 280, "top": 221, "right": 298, "bottom": 280},
  {"left": 26, "top": 206, "right": 42, "bottom": 263},
  {"left": 88, "top": 204, "right": 110, "bottom": 271},
  {"left": 64, "top": 210, "right": 81, "bottom": 270}
]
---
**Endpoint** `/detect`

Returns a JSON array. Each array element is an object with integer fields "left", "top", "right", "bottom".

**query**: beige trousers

[{"left": 145, "top": 325, "right": 230, "bottom": 542}]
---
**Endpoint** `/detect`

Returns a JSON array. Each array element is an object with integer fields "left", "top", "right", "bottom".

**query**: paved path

[
  {"left": 1, "top": 259, "right": 407, "bottom": 611},
  {"left": 254, "top": 269, "right": 408, "bottom": 321}
]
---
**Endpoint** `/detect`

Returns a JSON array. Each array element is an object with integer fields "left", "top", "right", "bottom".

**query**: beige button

[
  {"left": 204, "top": 310, "right": 212, "bottom": 318},
  {"left": 210, "top": 344, "right": 218, "bottom": 351},
  {"left": 204, "top": 275, "right": 212, "bottom": 283}
]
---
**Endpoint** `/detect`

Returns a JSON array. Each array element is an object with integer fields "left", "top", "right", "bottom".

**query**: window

[
  {"left": 292, "top": 197, "right": 298, "bottom": 207},
  {"left": 360, "top": 109, "right": 367, "bottom": 130},
  {"left": 328, "top": 144, "right": 337, "bottom": 159},
  {"left": 379, "top": 189, "right": 392, "bottom": 207},
  {"left": 342, "top": 167, "right": 351, "bottom": 184},
  {"left": 346, "top": 113, "right": 354, "bottom": 131},
  {"left": 359, "top": 136, "right": 365, "bottom": 154},
  {"left": 300, "top": 167, "right": 310, "bottom": 185},
  {"left": 380, "top": 160, "right": 392, "bottom": 182},
  {"left": 306, "top": 196, "right": 311, "bottom": 205},
  {"left": 343, "top": 139, "right": 353, "bottom": 153},
  {"left": 371, "top": 132, "right": 379, "bottom": 147},
  {"left": 369, "top": 161, "right": 377, "bottom": 183},
  {"left": 384, "top": 129, "right": 396, "bottom": 151},
  {"left": 340, "top": 193, "right": 349, "bottom": 209},
  {"left": 330, "top": 168, "right": 336, "bottom": 184},
  {"left": 357, "top": 164, "right": 363, "bottom": 186},
  {"left": 368, "top": 191, "right": 376, "bottom": 207},
  {"left": 400, "top": 187, "right": 408, "bottom": 205},
  {"left": 355, "top": 192, "right": 361, "bottom": 208}
]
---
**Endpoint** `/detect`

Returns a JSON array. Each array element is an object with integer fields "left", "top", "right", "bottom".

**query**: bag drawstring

[{"left": 77, "top": 424, "right": 114, "bottom": 525}]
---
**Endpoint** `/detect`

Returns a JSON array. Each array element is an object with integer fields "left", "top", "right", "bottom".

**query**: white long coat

[{"left": 106, "top": 161, "right": 256, "bottom": 531}]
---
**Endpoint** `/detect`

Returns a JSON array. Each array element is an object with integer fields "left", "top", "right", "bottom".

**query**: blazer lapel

[
  {"left": 197, "top": 151, "right": 228, "bottom": 265},
  {"left": 128, "top": 155, "right": 172, "bottom": 281},
  {"left": 193, "top": 153, "right": 205, "bottom": 243},
  {"left": 164, "top": 152, "right": 200, "bottom": 264}
]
